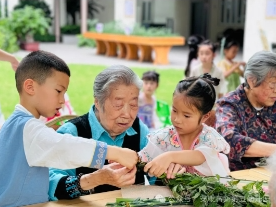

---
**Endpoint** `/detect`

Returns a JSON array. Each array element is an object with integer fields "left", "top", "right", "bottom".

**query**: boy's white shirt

[{"left": 17, "top": 104, "right": 97, "bottom": 169}]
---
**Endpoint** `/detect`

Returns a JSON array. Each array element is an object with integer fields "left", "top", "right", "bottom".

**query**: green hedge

[{"left": 0, "top": 19, "right": 19, "bottom": 53}]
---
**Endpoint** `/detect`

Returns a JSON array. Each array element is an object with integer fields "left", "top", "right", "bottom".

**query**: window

[{"left": 220, "top": 0, "right": 246, "bottom": 25}]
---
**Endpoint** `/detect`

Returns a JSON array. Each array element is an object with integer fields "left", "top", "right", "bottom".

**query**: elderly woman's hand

[{"left": 80, "top": 163, "right": 137, "bottom": 190}]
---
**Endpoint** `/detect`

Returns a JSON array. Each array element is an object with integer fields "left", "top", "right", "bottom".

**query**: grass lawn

[{"left": 0, "top": 62, "right": 183, "bottom": 118}]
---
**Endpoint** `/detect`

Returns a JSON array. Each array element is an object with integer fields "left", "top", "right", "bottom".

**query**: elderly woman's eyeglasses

[{"left": 265, "top": 81, "right": 276, "bottom": 90}]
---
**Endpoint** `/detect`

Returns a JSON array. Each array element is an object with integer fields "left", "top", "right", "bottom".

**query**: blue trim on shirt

[{"left": 90, "top": 141, "right": 107, "bottom": 169}]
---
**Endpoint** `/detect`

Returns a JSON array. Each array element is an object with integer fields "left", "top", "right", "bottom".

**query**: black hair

[
  {"left": 15, "top": 50, "right": 70, "bottom": 93},
  {"left": 223, "top": 39, "right": 240, "bottom": 50},
  {"left": 174, "top": 73, "right": 220, "bottom": 115},
  {"left": 198, "top": 40, "right": 218, "bottom": 53},
  {"left": 184, "top": 35, "right": 205, "bottom": 77},
  {"left": 142, "top": 71, "right": 160, "bottom": 84}
]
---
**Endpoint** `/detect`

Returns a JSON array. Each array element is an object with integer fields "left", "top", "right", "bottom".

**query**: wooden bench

[{"left": 83, "top": 32, "right": 185, "bottom": 65}]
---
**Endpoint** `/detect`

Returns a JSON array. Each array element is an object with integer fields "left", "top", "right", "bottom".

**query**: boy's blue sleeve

[
  {"left": 139, "top": 119, "right": 149, "bottom": 150},
  {"left": 48, "top": 168, "right": 76, "bottom": 201},
  {"left": 49, "top": 122, "right": 78, "bottom": 201}
]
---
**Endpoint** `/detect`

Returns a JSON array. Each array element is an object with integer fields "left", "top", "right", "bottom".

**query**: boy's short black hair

[
  {"left": 15, "top": 50, "right": 70, "bottom": 93},
  {"left": 142, "top": 71, "right": 160, "bottom": 84}
]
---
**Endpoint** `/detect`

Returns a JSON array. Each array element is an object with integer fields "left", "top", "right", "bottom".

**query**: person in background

[
  {"left": 216, "top": 51, "right": 276, "bottom": 171},
  {"left": 138, "top": 71, "right": 161, "bottom": 130},
  {"left": 217, "top": 39, "right": 246, "bottom": 92},
  {"left": 0, "top": 51, "right": 138, "bottom": 207},
  {"left": 0, "top": 49, "right": 20, "bottom": 128},
  {"left": 139, "top": 74, "right": 230, "bottom": 179},
  {"left": 184, "top": 35, "right": 205, "bottom": 77},
  {"left": 189, "top": 40, "right": 226, "bottom": 101}
]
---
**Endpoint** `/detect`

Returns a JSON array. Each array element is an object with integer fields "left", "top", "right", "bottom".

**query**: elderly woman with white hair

[
  {"left": 216, "top": 51, "right": 276, "bottom": 171},
  {"left": 48, "top": 65, "right": 151, "bottom": 200}
]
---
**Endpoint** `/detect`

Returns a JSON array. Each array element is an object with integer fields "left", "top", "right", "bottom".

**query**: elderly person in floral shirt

[{"left": 216, "top": 51, "right": 276, "bottom": 171}]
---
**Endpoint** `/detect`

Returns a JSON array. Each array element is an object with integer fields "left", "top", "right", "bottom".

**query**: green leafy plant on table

[{"left": 106, "top": 160, "right": 271, "bottom": 207}]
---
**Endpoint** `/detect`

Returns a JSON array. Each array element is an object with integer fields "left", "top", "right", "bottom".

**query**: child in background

[
  {"left": 189, "top": 40, "right": 226, "bottom": 100},
  {"left": 218, "top": 39, "right": 245, "bottom": 92},
  {"left": 139, "top": 74, "right": 230, "bottom": 178},
  {"left": 138, "top": 71, "right": 161, "bottom": 130},
  {"left": 0, "top": 50, "right": 138, "bottom": 206},
  {"left": 184, "top": 35, "right": 205, "bottom": 77}
]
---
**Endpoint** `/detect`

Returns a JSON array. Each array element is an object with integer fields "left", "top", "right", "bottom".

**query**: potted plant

[
  {"left": 9, "top": 6, "right": 50, "bottom": 51},
  {"left": 61, "top": 24, "right": 80, "bottom": 44}
]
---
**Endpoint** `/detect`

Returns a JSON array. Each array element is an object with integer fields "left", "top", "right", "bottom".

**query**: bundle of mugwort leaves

[{"left": 106, "top": 160, "right": 271, "bottom": 207}]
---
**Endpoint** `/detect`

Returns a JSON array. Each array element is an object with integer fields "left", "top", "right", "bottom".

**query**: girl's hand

[
  {"left": 144, "top": 152, "right": 173, "bottom": 178},
  {"left": 166, "top": 163, "right": 186, "bottom": 179}
]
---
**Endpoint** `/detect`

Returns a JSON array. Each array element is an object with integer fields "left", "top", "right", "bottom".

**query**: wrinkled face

[
  {"left": 198, "top": 45, "right": 215, "bottom": 64},
  {"left": 250, "top": 75, "right": 276, "bottom": 107},
  {"left": 143, "top": 80, "right": 158, "bottom": 96},
  {"left": 34, "top": 70, "right": 69, "bottom": 118},
  {"left": 171, "top": 93, "right": 205, "bottom": 137},
  {"left": 95, "top": 84, "right": 139, "bottom": 137},
  {"left": 224, "top": 46, "right": 239, "bottom": 60}
]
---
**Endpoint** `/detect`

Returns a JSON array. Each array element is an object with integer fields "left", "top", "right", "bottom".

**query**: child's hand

[
  {"left": 10, "top": 56, "right": 19, "bottom": 71},
  {"left": 239, "top": 61, "right": 246, "bottom": 66},
  {"left": 144, "top": 152, "right": 173, "bottom": 178},
  {"left": 166, "top": 163, "right": 186, "bottom": 179},
  {"left": 107, "top": 146, "right": 138, "bottom": 170}
]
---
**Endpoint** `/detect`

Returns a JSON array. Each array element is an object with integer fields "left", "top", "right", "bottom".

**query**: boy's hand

[
  {"left": 107, "top": 146, "right": 138, "bottom": 169},
  {"left": 166, "top": 163, "right": 186, "bottom": 179},
  {"left": 144, "top": 152, "right": 173, "bottom": 178}
]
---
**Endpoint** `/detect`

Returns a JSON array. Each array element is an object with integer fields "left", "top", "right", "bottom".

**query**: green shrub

[
  {"left": 34, "top": 32, "right": 56, "bottom": 42},
  {"left": 61, "top": 25, "right": 80, "bottom": 35},
  {"left": 9, "top": 6, "right": 50, "bottom": 42},
  {"left": 0, "top": 19, "right": 19, "bottom": 53},
  {"left": 14, "top": 0, "right": 52, "bottom": 22},
  {"left": 77, "top": 35, "right": 96, "bottom": 47}
]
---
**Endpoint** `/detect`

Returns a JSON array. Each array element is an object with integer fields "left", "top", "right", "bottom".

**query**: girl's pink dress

[{"left": 138, "top": 123, "right": 230, "bottom": 176}]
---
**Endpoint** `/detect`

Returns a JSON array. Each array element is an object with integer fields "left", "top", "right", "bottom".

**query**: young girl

[
  {"left": 139, "top": 74, "right": 230, "bottom": 178},
  {"left": 184, "top": 35, "right": 205, "bottom": 77},
  {"left": 218, "top": 39, "right": 245, "bottom": 92},
  {"left": 189, "top": 40, "right": 226, "bottom": 100},
  {"left": 138, "top": 71, "right": 161, "bottom": 130}
]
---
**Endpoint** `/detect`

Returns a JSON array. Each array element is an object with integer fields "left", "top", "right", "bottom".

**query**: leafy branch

[{"left": 107, "top": 158, "right": 271, "bottom": 207}]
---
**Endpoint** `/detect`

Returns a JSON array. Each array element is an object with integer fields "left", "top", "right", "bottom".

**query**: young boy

[
  {"left": 0, "top": 51, "right": 138, "bottom": 207},
  {"left": 138, "top": 71, "right": 160, "bottom": 130}
]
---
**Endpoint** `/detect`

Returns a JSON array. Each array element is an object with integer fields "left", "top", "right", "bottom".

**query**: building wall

[
  {"left": 94, "top": 0, "right": 115, "bottom": 24},
  {"left": 174, "top": 0, "right": 190, "bottom": 38},
  {"left": 208, "top": 0, "right": 245, "bottom": 42},
  {"left": 243, "top": 0, "right": 276, "bottom": 61}
]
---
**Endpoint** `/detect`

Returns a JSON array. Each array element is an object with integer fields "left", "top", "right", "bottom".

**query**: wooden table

[
  {"left": 28, "top": 190, "right": 122, "bottom": 207},
  {"left": 230, "top": 167, "right": 271, "bottom": 181},
  {"left": 27, "top": 168, "right": 271, "bottom": 207}
]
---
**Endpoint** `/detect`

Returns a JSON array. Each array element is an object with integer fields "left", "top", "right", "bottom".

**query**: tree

[{"left": 66, "top": 0, "right": 104, "bottom": 25}]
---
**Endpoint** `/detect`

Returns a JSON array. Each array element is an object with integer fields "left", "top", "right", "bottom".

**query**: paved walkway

[{"left": 13, "top": 43, "right": 243, "bottom": 70}]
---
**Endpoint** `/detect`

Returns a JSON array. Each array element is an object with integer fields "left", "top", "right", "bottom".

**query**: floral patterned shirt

[
  {"left": 216, "top": 83, "right": 276, "bottom": 171},
  {"left": 138, "top": 124, "right": 230, "bottom": 176}
]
